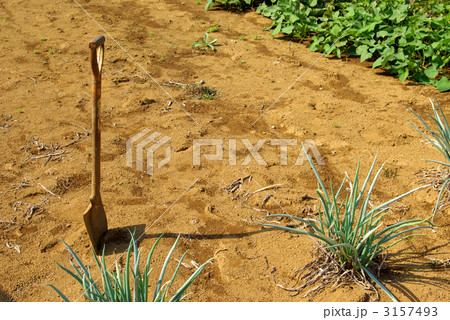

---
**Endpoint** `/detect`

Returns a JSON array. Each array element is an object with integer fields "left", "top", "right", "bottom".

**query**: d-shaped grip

[{"left": 89, "top": 35, "right": 105, "bottom": 81}]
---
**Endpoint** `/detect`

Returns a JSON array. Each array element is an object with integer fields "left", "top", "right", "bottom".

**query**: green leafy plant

[
  {"left": 47, "top": 232, "right": 213, "bottom": 302},
  {"left": 193, "top": 32, "right": 217, "bottom": 51},
  {"left": 256, "top": 147, "right": 432, "bottom": 301},
  {"left": 408, "top": 98, "right": 450, "bottom": 222},
  {"left": 223, "top": 0, "right": 450, "bottom": 92}
]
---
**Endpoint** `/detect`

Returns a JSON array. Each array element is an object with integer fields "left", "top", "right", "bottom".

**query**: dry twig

[{"left": 272, "top": 247, "right": 380, "bottom": 301}]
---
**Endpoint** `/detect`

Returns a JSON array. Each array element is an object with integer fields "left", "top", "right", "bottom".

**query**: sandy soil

[{"left": 0, "top": 0, "right": 449, "bottom": 302}]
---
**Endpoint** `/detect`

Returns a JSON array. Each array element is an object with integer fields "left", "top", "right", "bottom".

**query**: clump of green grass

[
  {"left": 188, "top": 83, "right": 218, "bottom": 100},
  {"left": 383, "top": 166, "right": 398, "bottom": 178},
  {"left": 192, "top": 33, "right": 217, "bottom": 51},
  {"left": 257, "top": 147, "right": 432, "bottom": 301},
  {"left": 408, "top": 98, "right": 450, "bottom": 223},
  {"left": 47, "top": 232, "right": 213, "bottom": 302}
]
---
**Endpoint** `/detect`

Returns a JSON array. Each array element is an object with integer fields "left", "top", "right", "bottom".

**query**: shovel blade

[{"left": 83, "top": 197, "right": 108, "bottom": 254}]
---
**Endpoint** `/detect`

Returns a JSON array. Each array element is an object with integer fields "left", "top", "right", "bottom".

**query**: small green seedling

[
  {"left": 208, "top": 26, "right": 219, "bottom": 33},
  {"left": 199, "top": 20, "right": 205, "bottom": 24},
  {"left": 238, "top": 36, "right": 245, "bottom": 41},
  {"left": 193, "top": 33, "right": 217, "bottom": 51},
  {"left": 384, "top": 167, "right": 398, "bottom": 178},
  {"left": 196, "top": 0, "right": 201, "bottom": 4},
  {"left": 33, "top": 50, "right": 39, "bottom": 54},
  {"left": 40, "top": 37, "right": 47, "bottom": 41},
  {"left": 17, "top": 109, "right": 23, "bottom": 114},
  {"left": 147, "top": 31, "right": 154, "bottom": 35}
]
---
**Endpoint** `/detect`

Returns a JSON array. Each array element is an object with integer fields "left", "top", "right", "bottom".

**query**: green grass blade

[
  {"left": 46, "top": 284, "right": 71, "bottom": 302},
  {"left": 169, "top": 257, "right": 214, "bottom": 302},
  {"left": 361, "top": 265, "right": 398, "bottom": 302},
  {"left": 303, "top": 143, "right": 332, "bottom": 206},
  {"left": 56, "top": 262, "right": 83, "bottom": 286},
  {"left": 432, "top": 179, "right": 450, "bottom": 223},
  {"left": 164, "top": 250, "right": 189, "bottom": 299},
  {"left": 62, "top": 241, "right": 89, "bottom": 276},
  {"left": 256, "top": 222, "right": 336, "bottom": 247},
  {"left": 154, "top": 235, "right": 180, "bottom": 301}
]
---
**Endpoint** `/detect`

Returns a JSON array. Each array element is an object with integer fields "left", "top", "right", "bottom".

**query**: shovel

[{"left": 83, "top": 35, "right": 108, "bottom": 254}]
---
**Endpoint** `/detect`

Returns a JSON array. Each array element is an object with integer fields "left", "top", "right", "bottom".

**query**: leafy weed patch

[{"left": 207, "top": 0, "right": 450, "bottom": 91}]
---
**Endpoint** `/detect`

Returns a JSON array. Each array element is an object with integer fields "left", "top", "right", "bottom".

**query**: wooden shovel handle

[{"left": 89, "top": 36, "right": 105, "bottom": 198}]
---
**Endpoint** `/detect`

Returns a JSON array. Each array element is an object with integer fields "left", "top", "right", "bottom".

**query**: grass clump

[
  {"left": 189, "top": 83, "right": 218, "bottom": 100},
  {"left": 47, "top": 232, "right": 213, "bottom": 302},
  {"left": 408, "top": 98, "right": 450, "bottom": 223},
  {"left": 257, "top": 147, "right": 432, "bottom": 301}
]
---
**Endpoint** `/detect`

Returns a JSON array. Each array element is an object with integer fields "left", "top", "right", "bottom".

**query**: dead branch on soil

[
  {"left": 222, "top": 175, "right": 252, "bottom": 194},
  {"left": 13, "top": 201, "right": 45, "bottom": 221},
  {"left": 10, "top": 178, "right": 34, "bottom": 189},
  {"left": 38, "top": 183, "right": 60, "bottom": 200},
  {"left": 163, "top": 80, "right": 188, "bottom": 87},
  {"left": 23, "top": 136, "right": 69, "bottom": 166},
  {"left": 1, "top": 114, "right": 14, "bottom": 130},
  {"left": 417, "top": 167, "right": 450, "bottom": 212},
  {"left": 0, "top": 216, "right": 17, "bottom": 230},
  {"left": 272, "top": 246, "right": 380, "bottom": 301},
  {"left": 214, "top": 248, "right": 228, "bottom": 257},
  {"left": 60, "top": 121, "right": 90, "bottom": 136},
  {"left": 6, "top": 242, "right": 21, "bottom": 254},
  {"left": 222, "top": 175, "right": 285, "bottom": 206}
]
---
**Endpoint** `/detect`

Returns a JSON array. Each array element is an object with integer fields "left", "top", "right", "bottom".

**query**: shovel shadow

[
  {"left": 101, "top": 224, "right": 146, "bottom": 256},
  {"left": 101, "top": 225, "right": 275, "bottom": 256},
  {"left": 0, "top": 286, "right": 12, "bottom": 302}
]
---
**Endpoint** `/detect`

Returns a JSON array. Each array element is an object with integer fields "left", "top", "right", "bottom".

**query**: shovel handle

[
  {"left": 89, "top": 36, "right": 105, "bottom": 199},
  {"left": 89, "top": 36, "right": 105, "bottom": 82}
]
